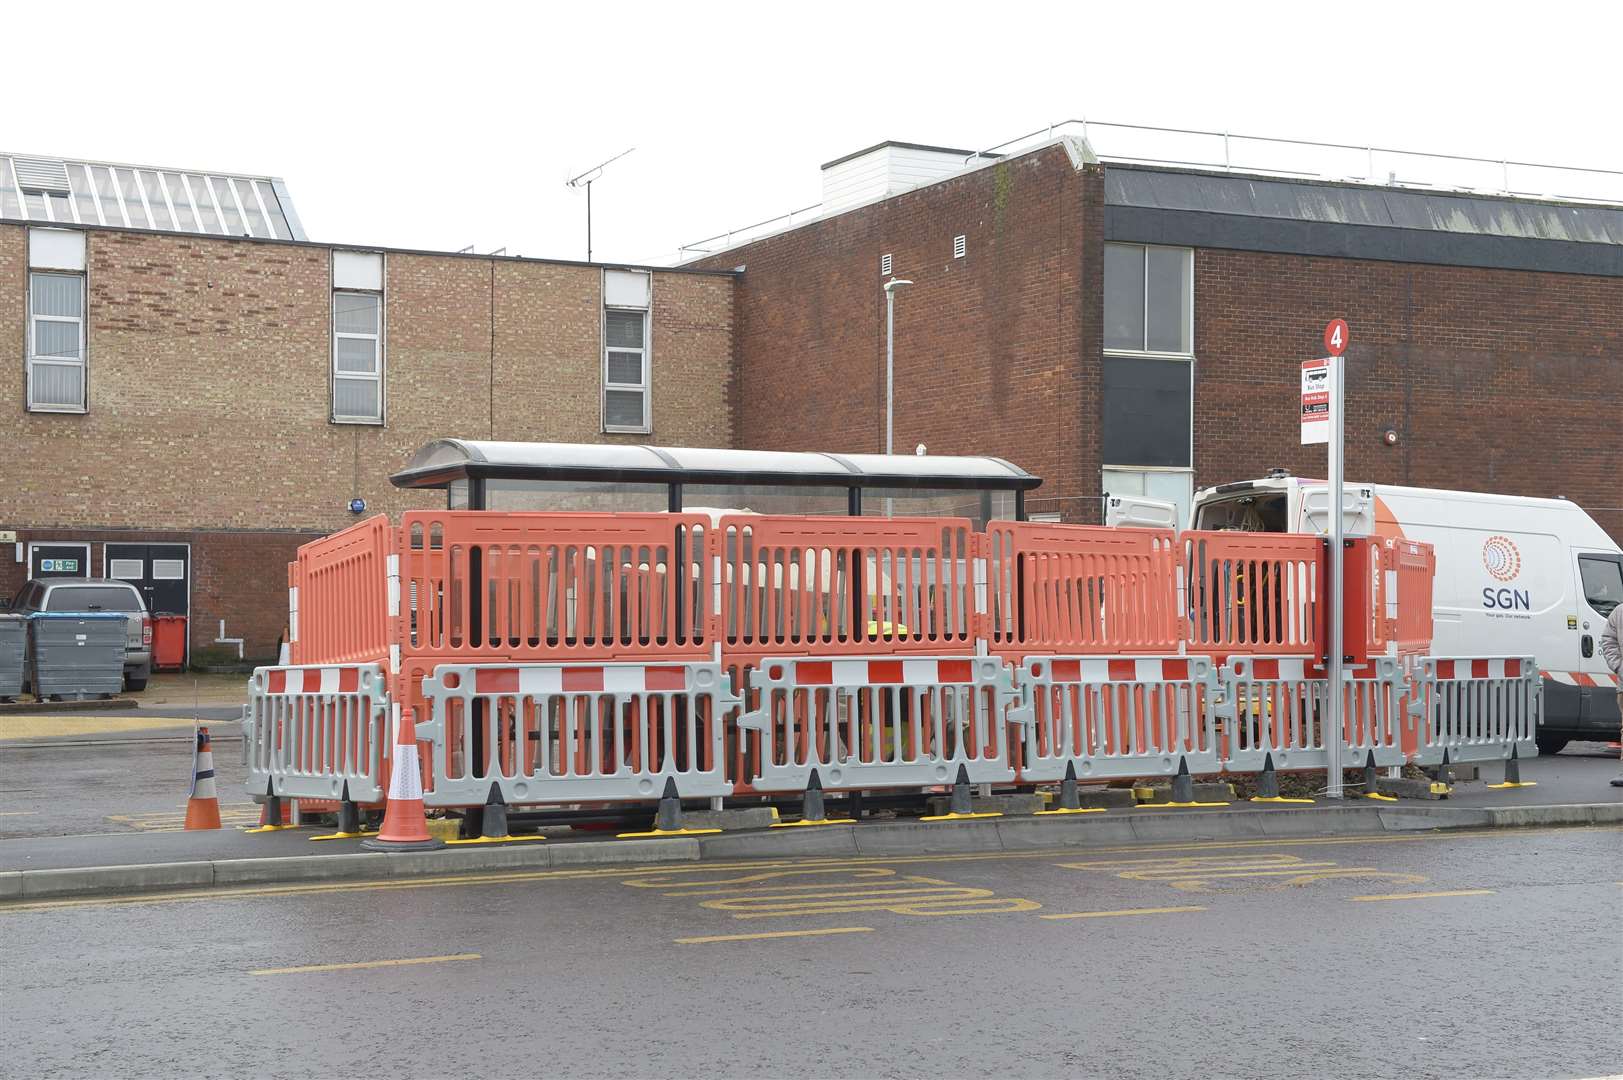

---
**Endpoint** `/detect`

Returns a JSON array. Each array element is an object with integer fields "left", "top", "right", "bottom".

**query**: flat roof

[{"left": 392, "top": 439, "right": 1041, "bottom": 491}]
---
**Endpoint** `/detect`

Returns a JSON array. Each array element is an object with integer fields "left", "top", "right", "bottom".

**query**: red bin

[{"left": 151, "top": 614, "right": 188, "bottom": 672}]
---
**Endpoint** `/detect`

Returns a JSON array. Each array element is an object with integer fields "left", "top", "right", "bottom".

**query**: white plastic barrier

[
  {"left": 243, "top": 663, "right": 389, "bottom": 802},
  {"left": 1218, "top": 655, "right": 1407, "bottom": 772},
  {"left": 1408, "top": 656, "right": 1539, "bottom": 766}
]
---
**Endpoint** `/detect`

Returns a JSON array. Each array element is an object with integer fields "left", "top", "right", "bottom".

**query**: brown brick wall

[
  {"left": 692, "top": 144, "right": 1100, "bottom": 520},
  {"left": 1193, "top": 250, "right": 1623, "bottom": 542},
  {"left": 0, "top": 224, "right": 736, "bottom": 657}
]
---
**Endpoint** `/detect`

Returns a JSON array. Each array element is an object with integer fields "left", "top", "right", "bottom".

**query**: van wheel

[{"left": 1535, "top": 734, "right": 1568, "bottom": 756}]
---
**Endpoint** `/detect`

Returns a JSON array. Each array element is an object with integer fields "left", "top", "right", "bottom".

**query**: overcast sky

[{"left": 12, "top": 1, "right": 1621, "bottom": 265}]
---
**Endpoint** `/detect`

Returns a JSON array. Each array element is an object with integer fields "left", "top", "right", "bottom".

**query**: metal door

[
  {"left": 28, "top": 542, "right": 90, "bottom": 579},
  {"left": 105, "top": 543, "right": 191, "bottom": 617}
]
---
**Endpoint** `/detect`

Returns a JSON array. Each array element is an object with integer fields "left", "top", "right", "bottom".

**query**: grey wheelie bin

[
  {"left": 27, "top": 612, "right": 126, "bottom": 700},
  {"left": 0, "top": 613, "right": 23, "bottom": 700}
]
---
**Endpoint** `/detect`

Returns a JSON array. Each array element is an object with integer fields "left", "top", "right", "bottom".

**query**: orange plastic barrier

[
  {"left": 985, "top": 522, "right": 1182, "bottom": 662},
  {"left": 398, "top": 511, "right": 714, "bottom": 663},
  {"left": 716, "top": 516, "right": 977, "bottom": 656},
  {"left": 1182, "top": 531, "right": 1325, "bottom": 660},
  {"left": 1384, "top": 538, "right": 1435, "bottom": 658},
  {"left": 291, "top": 515, "right": 393, "bottom": 667}
]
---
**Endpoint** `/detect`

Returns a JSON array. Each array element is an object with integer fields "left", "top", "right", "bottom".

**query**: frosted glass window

[
  {"left": 28, "top": 271, "right": 86, "bottom": 412},
  {"left": 333, "top": 290, "right": 383, "bottom": 423}
]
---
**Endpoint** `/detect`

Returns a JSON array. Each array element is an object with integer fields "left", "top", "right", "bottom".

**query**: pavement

[
  {"left": 1, "top": 721, "right": 1620, "bottom": 898},
  {"left": 3, "top": 826, "right": 1619, "bottom": 1079}
]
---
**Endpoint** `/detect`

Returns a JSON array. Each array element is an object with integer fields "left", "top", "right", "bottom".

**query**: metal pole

[
  {"left": 885, "top": 287, "right": 895, "bottom": 457},
  {"left": 1326, "top": 352, "right": 1345, "bottom": 798},
  {"left": 585, "top": 179, "right": 592, "bottom": 262}
]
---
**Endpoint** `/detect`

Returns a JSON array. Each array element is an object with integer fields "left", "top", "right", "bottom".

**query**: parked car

[{"left": 6, "top": 578, "right": 152, "bottom": 691}]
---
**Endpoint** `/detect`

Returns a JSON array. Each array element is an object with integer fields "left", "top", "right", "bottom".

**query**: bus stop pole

[{"left": 1326, "top": 352, "right": 1345, "bottom": 799}]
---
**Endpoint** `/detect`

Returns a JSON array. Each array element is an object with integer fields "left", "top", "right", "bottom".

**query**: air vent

[
  {"left": 953, "top": 234, "right": 966, "bottom": 259},
  {"left": 880, "top": 253, "right": 892, "bottom": 276},
  {"left": 13, "top": 157, "right": 70, "bottom": 193}
]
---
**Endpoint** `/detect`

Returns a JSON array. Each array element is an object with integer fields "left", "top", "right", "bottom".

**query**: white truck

[{"left": 1107, "top": 472, "right": 1623, "bottom": 753}]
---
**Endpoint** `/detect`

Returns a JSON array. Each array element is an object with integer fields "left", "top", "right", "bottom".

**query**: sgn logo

[{"left": 1482, "top": 535, "right": 1528, "bottom": 610}]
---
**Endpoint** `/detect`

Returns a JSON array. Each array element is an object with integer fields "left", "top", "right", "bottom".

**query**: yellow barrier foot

[
  {"left": 242, "top": 824, "right": 302, "bottom": 833},
  {"left": 1485, "top": 781, "right": 1537, "bottom": 789},
  {"left": 1429, "top": 782, "right": 1453, "bottom": 796},
  {"left": 1135, "top": 801, "right": 1228, "bottom": 809},
  {"left": 919, "top": 811, "right": 1003, "bottom": 822},
  {"left": 309, "top": 830, "right": 380, "bottom": 842},
  {"left": 616, "top": 828, "right": 723, "bottom": 838},
  {"left": 1364, "top": 793, "right": 1400, "bottom": 802},
  {"left": 770, "top": 818, "right": 856, "bottom": 828},
  {"left": 1250, "top": 796, "right": 1315, "bottom": 804},
  {"left": 444, "top": 834, "right": 546, "bottom": 845},
  {"left": 1131, "top": 786, "right": 1156, "bottom": 802},
  {"left": 1034, "top": 807, "right": 1107, "bottom": 815}
]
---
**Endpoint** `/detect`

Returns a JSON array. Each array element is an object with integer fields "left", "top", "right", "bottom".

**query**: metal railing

[{"left": 676, "top": 119, "right": 1623, "bottom": 261}]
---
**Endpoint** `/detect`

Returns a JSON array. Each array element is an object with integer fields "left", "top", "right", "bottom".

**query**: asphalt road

[{"left": 3, "top": 827, "right": 1619, "bottom": 1079}]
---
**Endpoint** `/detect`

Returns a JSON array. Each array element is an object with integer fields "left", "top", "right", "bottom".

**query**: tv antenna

[{"left": 566, "top": 148, "right": 635, "bottom": 262}]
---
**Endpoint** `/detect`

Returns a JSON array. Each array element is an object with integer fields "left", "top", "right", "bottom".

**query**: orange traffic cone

[
  {"left": 184, "top": 726, "right": 223, "bottom": 830},
  {"left": 362, "top": 708, "right": 443, "bottom": 851}
]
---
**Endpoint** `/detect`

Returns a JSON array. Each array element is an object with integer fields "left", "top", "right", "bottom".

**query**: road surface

[{"left": 3, "top": 825, "right": 1619, "bottom": 1079}]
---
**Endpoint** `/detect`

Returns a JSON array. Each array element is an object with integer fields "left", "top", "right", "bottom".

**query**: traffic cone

[
  {"left": 183, "top": 727, "right": 222, "bottom": 830},
  {"left": 1035, "top": 761, "right": 1104, "bottom": 815},
  {"left": 921, "top": 764, "right": 1002, "bottom": 821},
  {"left": 361, "top": 708, "right": 443, "bottom": 851}
]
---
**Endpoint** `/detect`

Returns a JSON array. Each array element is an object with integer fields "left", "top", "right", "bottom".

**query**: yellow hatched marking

[
  {"left": 1349, "top": 889, "right": 1495, "bottom": 902},
  {"left": 675, "top": 927, "right": 874, "bottom": 945},
  {"left": 251, "top": 952, "right": 480, "bottom": 975},
  {"left": 107, "top": 806, "right": 263, "bottom": 832},
  {"left": 1, "top": 715, "right": 200, "bottom": 740},
  {"left": 1040, "top": 906, "right": 1206, "bottom": 920}
]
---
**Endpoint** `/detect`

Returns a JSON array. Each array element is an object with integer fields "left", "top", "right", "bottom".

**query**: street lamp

[{"left": 883, "top": 277, "right": 913, "bottom": 456}]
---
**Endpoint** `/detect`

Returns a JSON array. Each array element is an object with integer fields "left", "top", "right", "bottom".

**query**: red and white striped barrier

[
  {"left": 739, "top": 655, "right": 1026, "bottom": 792},
  {"left": 1219, "top": 655, "right": 1405, "bottom": 772},
  {"left": 1410, "top": 656, "right": 1539, "bottom": 766},
  {"left": 1015, "top": 655, "right": 1220, "bottom": 782},
  {"left": 416, "top": 661, "right": 736, "bottom": 807},
  {"left": 244, "top": 663, "right": 389, "bottom": 804}
]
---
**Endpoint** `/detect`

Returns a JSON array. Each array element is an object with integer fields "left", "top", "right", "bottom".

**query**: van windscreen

[
  {"left": 1194, "top": 494, "right": 1288, "bottom": 532},
  {"left": 46, "top": 586, "right": 143, "bottom": 612}
]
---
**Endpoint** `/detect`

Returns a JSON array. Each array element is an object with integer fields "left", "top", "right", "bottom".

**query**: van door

[
  {"left": 1105, "top": 495, "right": 1180, "bottom": 530},
  {"left": 1299, "top": 485, "right": 1374, "bottom": 535},
  {"left": 1575, "top": 552, "right": 1623, "bottom": 733}
]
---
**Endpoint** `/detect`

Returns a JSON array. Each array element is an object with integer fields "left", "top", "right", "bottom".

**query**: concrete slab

[
  {"left": 925, "top": 793, "right": 1046, "bottom": 817},
  {"left": 680, "top": 807, "right": 778, "bottom": 831},
  {"left": 1127, "top": 809, "right": 1266, "bottom": 843},
  {"left": 212, "top": 853, "right": 388, "bottom": 885},
  {"left": 993, "top": 814, "right": 1138, "bottom": 850},
  {"left": 0, "top": 871, "right": 20, "bottom": 900},
  {"left": 1377, "top": 807, "right": 1494, "bottom": 832},
  {"left": 549, "top": 838, "right": 701, "bottom": 866},
  {"left": 20, "top": 860, "right": 214, "bottom": 899},
  {"left": 1254, "top": 806, "right": 1383, "bottom": 837},
  {"left": 852, "top": 819, "right": 1006, "bottom": 856},
  {"left": 700, "top": 827, "right": 861, "bottom": 859}
]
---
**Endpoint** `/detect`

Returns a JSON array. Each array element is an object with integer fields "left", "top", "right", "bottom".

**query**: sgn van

[{"left": 1107, "top": 472, "right": 1623, "bottom": 753}]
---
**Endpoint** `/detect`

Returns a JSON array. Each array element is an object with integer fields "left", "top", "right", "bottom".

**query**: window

[
  {"left": 109, "top": 559, "right": 144, "bottom": 580},
  {"left": 1104, "top": 243, "right": 1192, "bottom": 355},
  {"left": 1579, "top": 555, "right": 1623, "bottom": 617},
  {"left": 26, "top": 229, "right": 89, "bottom": 413},
  {"left": 45, "top": 585, "right": 143, "bottom": 612},
  {"left": 332, "top": 251, "right": 384, "bottom": 423},
  {"left": 1101, "top": 357, "right": 1192, "bottom": 468},
  {"left": 1102, "top": 468, "right": 1194, "bottom": 530},
  {"left": 603, "top": 269, "right": 652, "bottom": 433}
]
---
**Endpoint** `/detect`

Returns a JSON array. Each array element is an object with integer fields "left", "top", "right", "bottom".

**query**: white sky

[{"left": 12, "top": 1, "right": 1621, "bottom": 266}]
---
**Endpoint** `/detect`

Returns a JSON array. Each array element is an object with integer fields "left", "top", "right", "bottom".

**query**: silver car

[{"left": 8, "top": 578, "right": 152, "bottom": 690}]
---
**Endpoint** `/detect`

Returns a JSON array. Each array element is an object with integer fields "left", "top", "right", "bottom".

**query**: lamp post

[{"left": 883, "top": 277, "right": 913, "bottom": 457}]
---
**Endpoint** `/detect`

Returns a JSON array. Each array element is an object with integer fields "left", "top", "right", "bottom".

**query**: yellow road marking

[
  {"left": 2, "top": 825, "right": 1610, "bottom": 914},
  {"left": 675, "top": 927, "right": 874, "bottom": 945},
  {"left": 0, "top": 811, "right": 38, "bottom": 817},
  {"left": 107, "top": 806, "right": 262, "bottom": 832},
  {"left": 251, "top": 952, "right": 480, "bottom": 975},
  {"left": 1040, "top": 906, "right": 1206, "bottom": 920},
  {"left": 1349, "top": 889, "right": 1496, "bottom": 902},
  {"left": 0, "top": 715, "right": 201, "bottom": 741}
]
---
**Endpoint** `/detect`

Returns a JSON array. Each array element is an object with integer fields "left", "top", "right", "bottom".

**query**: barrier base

[
  {"left": 1250, "top": 796, "right": 1315, "bottom": 805},
  {"left": 444, "top": 834, "right": 547, "bottom": 846},
  {"left": 920, "top": 811, "right": 1003, "bottom": 822},
  {"left": 1486, "top": 781, "right": 1537, "bottom": 790},
  {"left": 1363, "top": 793, "right": 1399, "bottom": 802},
  {"left": 771, "top": 819, "right": 855, "bottom": 828},
  {"left": 1033, "top": 807, "right": 1106, "bottom": 816},
  {"left": 617, "top": 828, "right": 723, "bottom": 838},
  {"left": 242, "top": 824, "right": 302, "bottom": 834},
  {"left": 309, "top": 830, "right": 379, "bottom": 842},
  {"left": 1136, "top": 801, "right": 1228, "bottom": 809}
]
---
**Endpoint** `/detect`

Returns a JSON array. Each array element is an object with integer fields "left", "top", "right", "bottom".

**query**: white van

[{"left": 1108, "top": 472, "right": 1623, "bottom": 752}]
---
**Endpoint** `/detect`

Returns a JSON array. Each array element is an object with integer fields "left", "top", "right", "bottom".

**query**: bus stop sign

[{"left": 1324, "top": 318, "right": 1349, "bottom": 356}]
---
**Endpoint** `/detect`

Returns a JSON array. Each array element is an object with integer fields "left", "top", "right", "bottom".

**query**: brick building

[
  {"left": 687, "top": 134, "right": 1623, "bottom": 540},
  {"left": 1, "top": 154, "right": 736, "bottom": 664}
]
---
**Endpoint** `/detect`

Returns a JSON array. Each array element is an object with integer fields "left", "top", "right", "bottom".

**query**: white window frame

[
  {"left": 602, "top": 300, "right": 651, "bottom": 435},
  {"left": 1103, "top": 242, "right": 1195, "bottom": 360},
  {"left": 331, "top": 287, "right": 384, "bottom": 425},
  {"left": 26, "top": 270, "right": 87, "bottom": 414}
]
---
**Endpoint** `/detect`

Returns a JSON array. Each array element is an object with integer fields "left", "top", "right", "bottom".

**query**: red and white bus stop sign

[{"left": 1324, "top": 318, "right": 1349, "bottom": 356}]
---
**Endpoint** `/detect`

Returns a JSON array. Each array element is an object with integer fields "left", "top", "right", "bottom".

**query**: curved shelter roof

[{"left": 392, "top": 439, "right": 1040, "bottom": 491}]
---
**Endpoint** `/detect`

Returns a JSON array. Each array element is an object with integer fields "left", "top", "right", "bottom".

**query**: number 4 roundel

[{"left": 1324, "top": 319, "right": 1349, "bottom": 356}]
